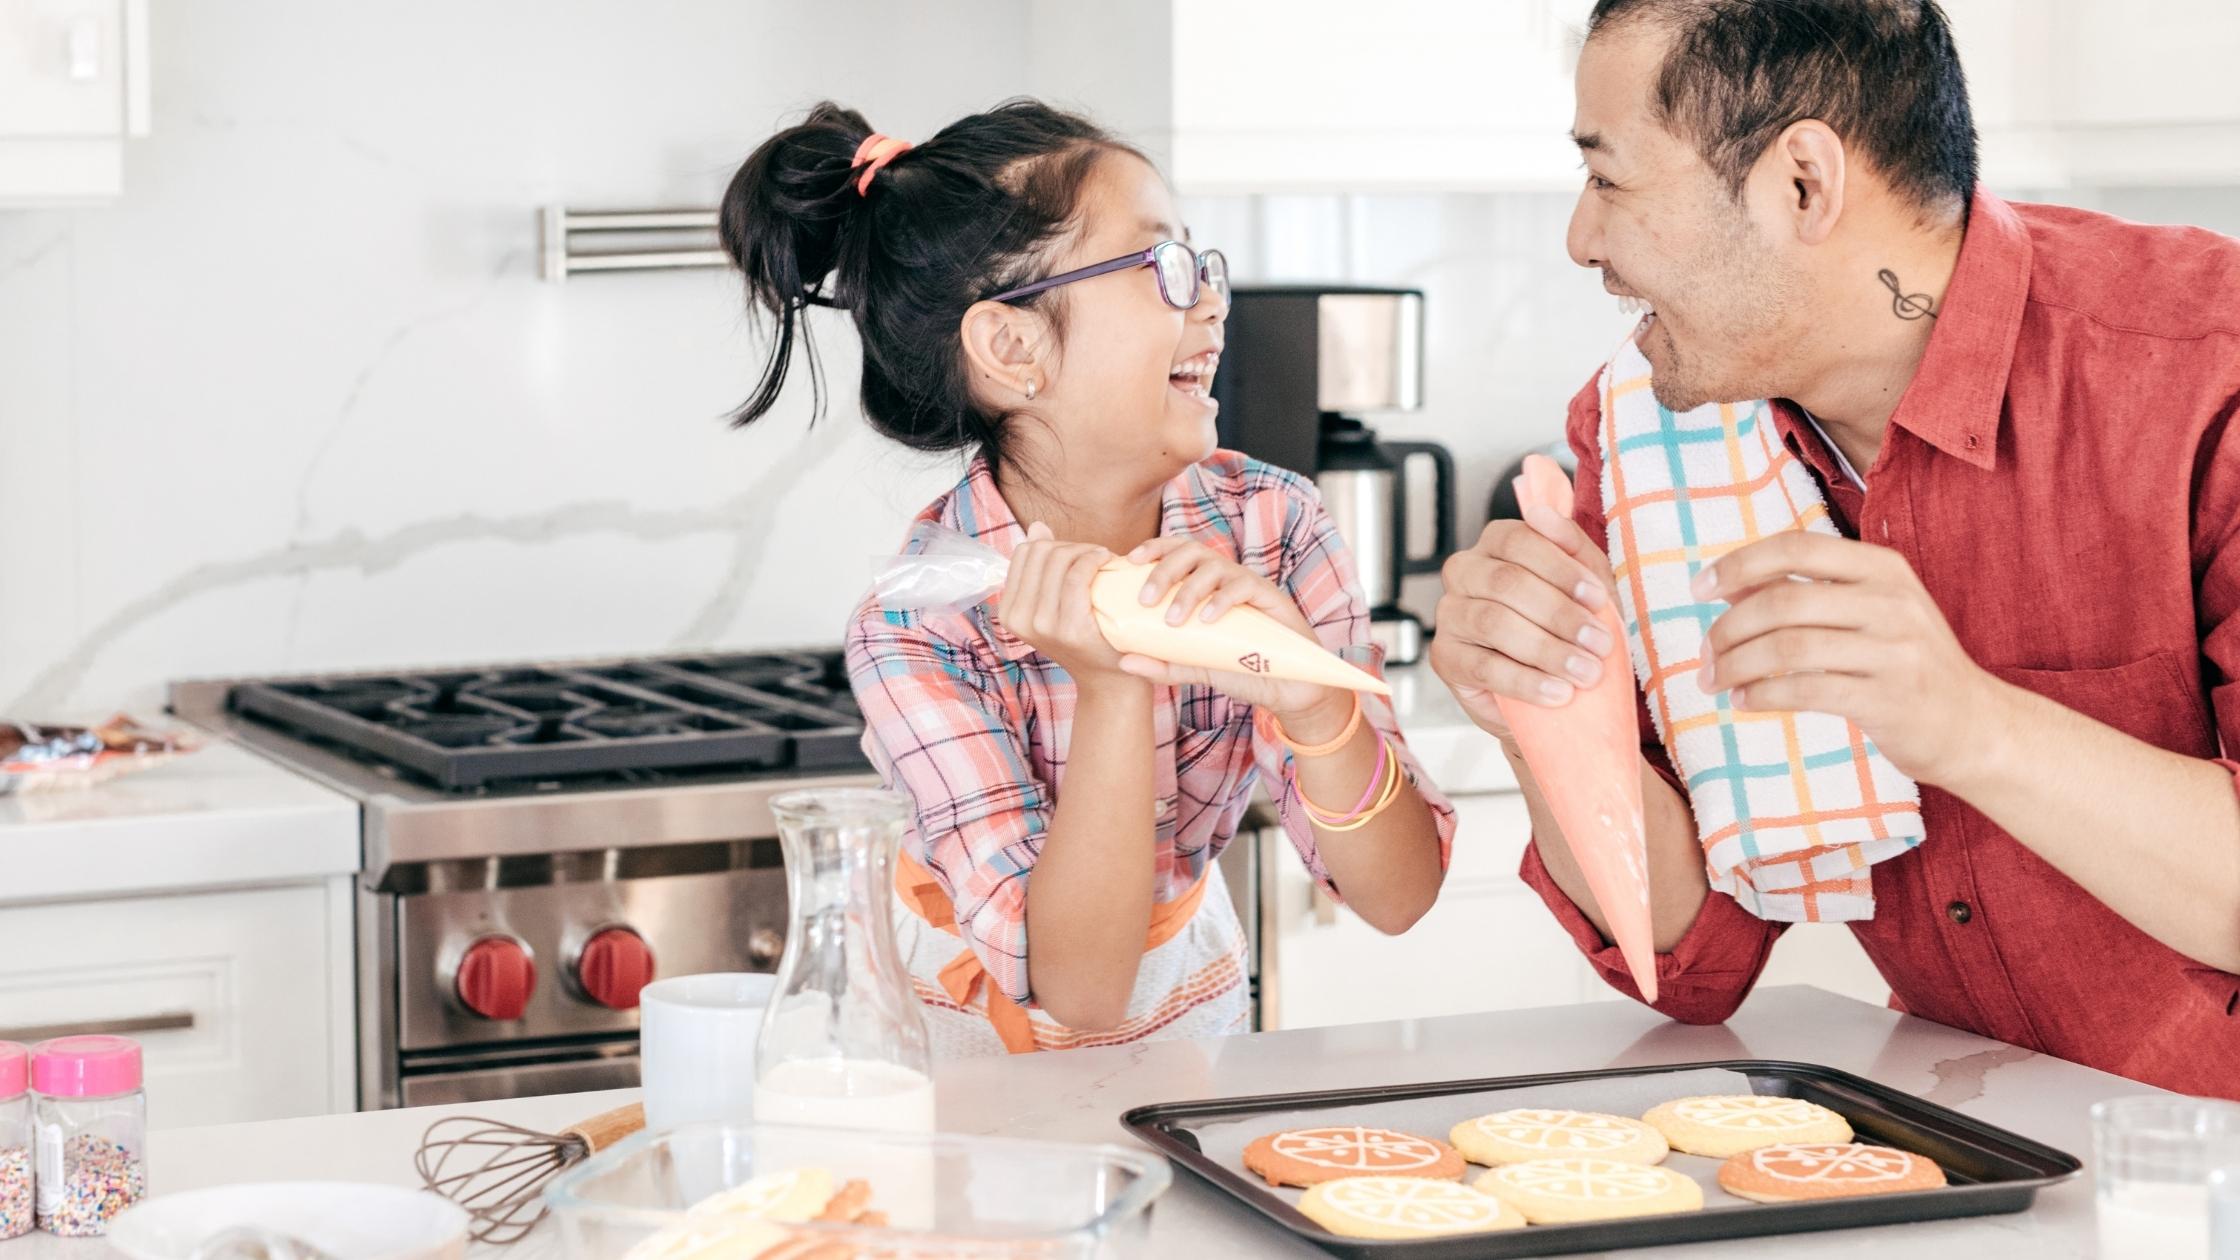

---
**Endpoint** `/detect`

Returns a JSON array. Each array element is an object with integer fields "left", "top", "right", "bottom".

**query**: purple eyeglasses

[{"left": 985, "top": 240, "right": 1230, "bottom": 310}]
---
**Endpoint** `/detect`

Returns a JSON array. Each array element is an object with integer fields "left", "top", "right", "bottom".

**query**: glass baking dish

[{"left": 543, "top": 1122, "right": 1172, "bottom": 1259}]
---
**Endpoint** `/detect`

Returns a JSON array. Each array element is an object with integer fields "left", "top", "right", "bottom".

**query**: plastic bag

[
  {"left": 0, "top": 715, "right": 197, "bottom": 795},
  {"left": 871, "top": 524, "right": 1011, "bottom": 616}
]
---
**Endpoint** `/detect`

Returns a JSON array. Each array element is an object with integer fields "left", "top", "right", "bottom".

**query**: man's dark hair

[{"left": 1588, "top": 0, "right": 1978, "bottom": 213}]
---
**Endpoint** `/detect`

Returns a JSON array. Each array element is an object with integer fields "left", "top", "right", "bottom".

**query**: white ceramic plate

[{"left": 107, "top": 1182, "right": 468, "bottom": 1260}]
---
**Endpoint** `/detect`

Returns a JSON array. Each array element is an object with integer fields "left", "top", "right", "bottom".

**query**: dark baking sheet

[{"left": 1120, "top": 1059, "right": 2080, "bottom": 1258}]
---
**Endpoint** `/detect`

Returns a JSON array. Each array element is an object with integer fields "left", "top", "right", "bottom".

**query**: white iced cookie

[
  {"left": 1474, "top": 1157, "right": 1703, "bottom": 1224},
  {"left": 686, "top": 1166, "right": 838, "bottom": 1222},
  {"left": 1449, "top": 1108, "right": 1670, "bottom": 1166},
  {"left": 1298, "top": 1176, "right": 1526, "bottom": 1239},
  {"left": 1643, "top": 1095, "right": 1853, "bottom": 1158},
  {"left": 621, "top": 1218, "right": 790, "bottom": 1260}
]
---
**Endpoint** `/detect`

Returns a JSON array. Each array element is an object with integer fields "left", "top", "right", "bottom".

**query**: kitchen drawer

[
  {"left": 0, "top": 882, "right": 349, "bottom": 1127},
  {"left": 1447, "top": 793, "right": 1535, "bottom": 881}
]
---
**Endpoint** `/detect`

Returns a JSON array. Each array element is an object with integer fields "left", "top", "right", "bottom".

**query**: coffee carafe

[
  {"left": 1315, "top": 418, "right": 1455, "bottom": 664},
  {"left": 1212, "top": 284, "right": 1455, "bottom": 664}
]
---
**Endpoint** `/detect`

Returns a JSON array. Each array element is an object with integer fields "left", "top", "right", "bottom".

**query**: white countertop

[
  {"left": 0, "top": 739, "right": 359, "bottom": 905},
  {"left": 2, "top": 985, "right": 2137, "bottom": 1259},
  {"left": 1382, "top": 661, "right": 1517, "bottom": 797}
]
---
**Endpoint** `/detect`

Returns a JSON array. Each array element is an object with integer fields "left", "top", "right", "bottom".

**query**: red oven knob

[
  {"left": 455, "top": 935, "right": 536, "bottom": 1021},
  {"left": 575, "top": 927, "right": 655, "bottom": 1010}
]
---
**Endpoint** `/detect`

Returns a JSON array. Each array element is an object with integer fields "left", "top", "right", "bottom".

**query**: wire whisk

[{"left": 415, "top": 1103, "right": 645, "bottom": 1244}]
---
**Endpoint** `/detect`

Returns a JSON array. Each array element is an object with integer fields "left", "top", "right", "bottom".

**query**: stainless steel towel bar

[{"left": 540, "top": 207, "right": 727, "bottom": 281}]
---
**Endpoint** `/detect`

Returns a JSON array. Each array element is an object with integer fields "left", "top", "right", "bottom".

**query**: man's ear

[
  {"left": 959, "top": 300, "right": 1048, "bottom": 401},
  {"left": 1761, "top": 119, "right": 1847, "bottom": 246}
]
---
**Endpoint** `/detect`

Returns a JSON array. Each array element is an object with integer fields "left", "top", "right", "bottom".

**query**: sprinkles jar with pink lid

[
  {"left": 31, "top": 1035, "right": 145, "bottom": 1236},
  {"left": 0, "top": 1041, "right": 29, "bottom": 1239}
]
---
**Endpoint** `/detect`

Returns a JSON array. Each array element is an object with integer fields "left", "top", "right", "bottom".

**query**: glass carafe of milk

[{"left": 754, "top": 788, "right": 935, "bottom": 1133}]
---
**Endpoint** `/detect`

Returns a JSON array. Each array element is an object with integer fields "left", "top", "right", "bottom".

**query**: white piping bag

[{"left": 872, "top": 525, "right": 1390, "bottom": 696}]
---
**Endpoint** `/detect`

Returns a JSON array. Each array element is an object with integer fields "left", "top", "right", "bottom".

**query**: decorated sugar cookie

[
  {"left": 1298, "top": 1175, "right": 1526, "bottom": 1239},
  {"left": 1643, "top": 1095, "right": 1854, "bottom": 1158},
  {"left": 1474, "top": 1157, "right": 1704, "bottom": 1224},
  {"left": 1449, "top": 1108, "right": 1670, "bottom": 1166},
  {"left": 684, "top": 1167, "right": 839, "bottom": 1223},
  {"left": 1718, "top": 1143, "right": 1947, "bottom": 1202},
  {"left": 622, "top": 1217, "right": 792, "bottom": 1260},
  {"left": 1242, "top": 1126, "right": 1466, "bottom": 1187}
]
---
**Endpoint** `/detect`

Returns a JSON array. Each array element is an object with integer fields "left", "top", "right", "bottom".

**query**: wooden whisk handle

[{"left": 562, "top": 1102, "right": 646, "bottom": 1153}]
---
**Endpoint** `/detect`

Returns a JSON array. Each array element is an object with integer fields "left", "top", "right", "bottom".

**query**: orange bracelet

[
  {"left": 1253, "top": 693, "right": 1363, "bottom": 758},
  {"left": 1300, "top": 737, "right": 1406, "bottom": 832}
]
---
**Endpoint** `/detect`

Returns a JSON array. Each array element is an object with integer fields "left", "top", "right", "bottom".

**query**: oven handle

[{"left": 0, "top": 1011, "right": 196, "bottom": 1042}]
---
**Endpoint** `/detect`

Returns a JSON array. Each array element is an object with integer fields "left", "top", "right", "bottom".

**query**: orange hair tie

[{"left": 852, "top": 133, "right": 913, "bottom": 196}]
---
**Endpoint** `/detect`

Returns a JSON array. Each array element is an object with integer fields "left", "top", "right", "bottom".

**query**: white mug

[{"left": 638, "top": 972, "right": 775, "bottom": 1133}]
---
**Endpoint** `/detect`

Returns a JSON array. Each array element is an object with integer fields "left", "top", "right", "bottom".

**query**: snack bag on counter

[
  {"left": 1492, "top": 455, "right": 1658, "bottom": 1001},
  {"left": 0, "top": 716, "right": 196, "bottom": 795},
  {"left": 872, "top": 524, "right": 1390, "bottom": 696}
]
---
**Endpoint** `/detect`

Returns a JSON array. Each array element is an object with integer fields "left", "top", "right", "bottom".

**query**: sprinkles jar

[
  {"left": 31, "top": 1035, "right": 145, "bottom": 1237},
  {"left": 0, "top": 1041, "right": 29, "bottom": 1239}
]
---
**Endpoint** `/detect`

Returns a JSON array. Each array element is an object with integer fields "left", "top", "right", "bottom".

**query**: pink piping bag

[{"left": 1493, "top": 455, "right": 1658, "bottom": 1002}]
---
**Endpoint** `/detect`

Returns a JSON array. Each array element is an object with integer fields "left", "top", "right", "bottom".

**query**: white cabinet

[
  {"left": 1756, "top": 923, "right": 1888, "bottom": 1011},
  {"left": 1259, "top": 791, "right": 1895, "bottom": 1029},
  {"left": 1946, "top": 0, "right": 2240, "bottom": 186},
  {"left": 1029, "top": 0, "right": 1597, "bottom": 193},
  {"left": 0, "top": 881, "right": 355, "bottom": 1127},
  {"left": 1034, "top": 1, "right": 2240, "bottom": 193},
  {"left": 0, "top": 0, "right": 150, "bottom": 204},
  {"left": 1259, "top": 793, "right": 1605, "bottom": 1030}
]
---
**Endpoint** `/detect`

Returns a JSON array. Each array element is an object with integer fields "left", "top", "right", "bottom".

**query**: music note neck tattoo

[{"left": 1877, "top": 268, "right": 1938, "bottom": 320}]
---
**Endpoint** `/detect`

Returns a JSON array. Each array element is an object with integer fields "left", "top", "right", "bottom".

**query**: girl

[{"left": 720, "top": 100, "right": 1455, "bottom": 1057}]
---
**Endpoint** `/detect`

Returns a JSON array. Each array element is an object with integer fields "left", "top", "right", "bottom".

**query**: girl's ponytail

[{"left": 719, "top": 101, "right": 879, "bottom": 428}]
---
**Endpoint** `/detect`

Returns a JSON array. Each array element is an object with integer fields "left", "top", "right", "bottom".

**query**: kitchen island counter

[{"left": 9, "top": 985, "right": 2134, "bottom": 1259}]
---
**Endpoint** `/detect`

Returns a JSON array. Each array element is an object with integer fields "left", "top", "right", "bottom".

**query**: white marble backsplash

[
  {"left": 0, "top": 1, "right": 1012, "bottom": 716},
  {"left": 8, "top": 1, "right": 2237, "bottom": 719}
]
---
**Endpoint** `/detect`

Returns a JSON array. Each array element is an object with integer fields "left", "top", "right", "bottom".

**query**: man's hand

[
  {"left": 1429, "top": 508, "right": 1620, "bottom": 742},
  {"left": 1697, "top": 532, "right": 2007, "bottom": 788}
]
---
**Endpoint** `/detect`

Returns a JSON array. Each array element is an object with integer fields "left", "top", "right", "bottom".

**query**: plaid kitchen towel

[{"left": 1596, "top": 333, "right": 1924, "bottom": 921}]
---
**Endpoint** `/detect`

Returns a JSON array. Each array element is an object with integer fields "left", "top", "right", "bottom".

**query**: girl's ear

[{"left": 960, "top": 300, "right": 1050, "bottom": 401}]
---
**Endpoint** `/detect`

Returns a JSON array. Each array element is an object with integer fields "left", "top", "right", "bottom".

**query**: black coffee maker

[{"left": 1212, "top": 285, "right": 1455, "bottom": 664}]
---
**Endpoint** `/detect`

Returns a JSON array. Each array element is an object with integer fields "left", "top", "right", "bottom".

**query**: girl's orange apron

[{"left": 892, "top": 852, "right": 1249, "bottom": 1058}]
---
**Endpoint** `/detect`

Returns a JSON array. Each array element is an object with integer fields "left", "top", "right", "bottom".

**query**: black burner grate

[{"left": 229, "top": 651, "right": 868, "bottom": 790}]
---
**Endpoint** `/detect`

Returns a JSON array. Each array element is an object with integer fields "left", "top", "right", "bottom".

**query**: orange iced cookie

[
  {"left": 1242, "top": 1126, "right": 1466, "bottom": 1187},
  {"left": 1718, "top": 1143, "right": 1947, "bottom": 1202}
]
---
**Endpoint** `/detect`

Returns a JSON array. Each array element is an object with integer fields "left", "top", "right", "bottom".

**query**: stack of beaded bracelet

[{"left": 1253, "top": 695, "right": 1405, "bottom": 832}]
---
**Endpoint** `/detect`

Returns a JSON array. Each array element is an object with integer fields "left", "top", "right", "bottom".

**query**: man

[{"left": 1431, "top": 0, "right": 2240, "bottom": 1096}]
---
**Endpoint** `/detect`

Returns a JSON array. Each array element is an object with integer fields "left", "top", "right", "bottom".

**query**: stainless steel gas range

[{"left": 170, "top": 652, "right": 877, "bottom": 1109}]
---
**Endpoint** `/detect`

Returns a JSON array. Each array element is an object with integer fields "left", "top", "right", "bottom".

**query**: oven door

[{"left": 398, "top": 1045, "right": 641, "bottom": 1107}]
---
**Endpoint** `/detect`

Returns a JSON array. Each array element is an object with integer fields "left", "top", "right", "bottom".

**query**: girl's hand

[
  {"left": 1116, "top": 536, "right": 1345, "bottom": 720},
  {"left": 999, "top": 522, "right": 1131, "bottom": 684}
]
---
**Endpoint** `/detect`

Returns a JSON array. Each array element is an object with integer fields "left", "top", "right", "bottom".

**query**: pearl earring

[{"left": 1024, "top": 379, "right": 1038, "bottom": 400}]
